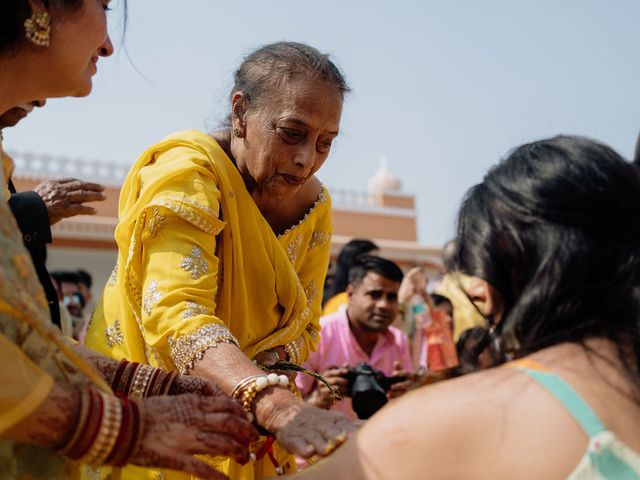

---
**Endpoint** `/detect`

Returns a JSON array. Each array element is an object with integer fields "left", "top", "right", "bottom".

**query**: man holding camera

[{"left": 297, "top": 255, "right": 414, "bottom": 420}]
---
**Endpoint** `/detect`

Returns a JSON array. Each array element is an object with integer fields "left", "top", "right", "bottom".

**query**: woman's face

[
  {"left": 231, "top": 78, "right": 343, "bottom": 200},
  {"left": 41, "top": 0, "right": 113, "bottom": 98}
]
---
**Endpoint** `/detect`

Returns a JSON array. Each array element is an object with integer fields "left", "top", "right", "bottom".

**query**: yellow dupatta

[{"left": 85, "top": 130, "right": 332, "bottom": 479}]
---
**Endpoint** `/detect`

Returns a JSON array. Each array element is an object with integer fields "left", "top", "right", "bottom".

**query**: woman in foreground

[
  {"left": 0, "top": 1, "right": 256, "bottom": 478},
  {"left": 293, "top": 135, "right": 640, "bottom": 479}
]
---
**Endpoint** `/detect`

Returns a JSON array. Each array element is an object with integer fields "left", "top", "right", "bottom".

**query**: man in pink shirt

[{"left": 297, "top": 255, "right": 414, "bottom": 420}]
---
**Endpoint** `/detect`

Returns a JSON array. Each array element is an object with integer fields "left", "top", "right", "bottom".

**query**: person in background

[
  {"left": 76, "top": 268, "right": 93, "bottom": 306},
  {"left": 322, "top": 238, "right": 378, "bottom": 315},
  {"left": 410, "top": 293, "right": 457, "bottom": 373},
  {"left": 1, "top": 101, "right": 106, "bottom": 330},
  {"left": 434, "top": 240, "right": 488, "bottom": 340},
  {"left": 453, "top": 326, "right": 503, "bottom": 375},
  {"left": 51, "top": 270, "right": 87, "bottom": 340},
  {"left": 288, "top": 135, "right": 640, "bottom": 479},
  {"left": 298, "top": 255, "right": 414, "bottom": 420}
]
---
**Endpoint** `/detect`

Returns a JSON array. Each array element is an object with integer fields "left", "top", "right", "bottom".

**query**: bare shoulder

[
  {"left": 302, "top": 366, "right": 587, "bottom": 480},
  {"left": 296, "top": 368, "right": 531, "bottom": 480}
]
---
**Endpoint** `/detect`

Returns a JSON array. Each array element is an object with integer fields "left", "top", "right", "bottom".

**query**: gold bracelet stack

[
  {"left": 231, "top": 373, "right": 294, "bottom": 422},
  {"left": 111, "top": 360, "right": 178, "bottom": 398},
  {"left": 82, "top": 391, "right": 122, "bottom": 465},
  {"left": 129, "top": 364, "right": 154, "bottom": 399},
  {"left": 58, "top": 386, "right": 145, "bottom": 467}
]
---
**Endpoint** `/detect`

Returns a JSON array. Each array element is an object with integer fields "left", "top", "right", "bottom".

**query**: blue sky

[{"left": 6, "top": 0, "right": 640, "bottom": 246}]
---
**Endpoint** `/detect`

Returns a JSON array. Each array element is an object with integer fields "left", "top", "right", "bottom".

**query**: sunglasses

[{"left": 63, "top": 292, "right": 86, "bottom": 309}]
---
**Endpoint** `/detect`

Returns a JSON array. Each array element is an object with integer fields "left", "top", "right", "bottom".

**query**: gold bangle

[
  {"left": 231, "top": 374, "right": 291, "bottom": 421},
  {"left": 130, "top": 364, "right": 154, "bottom": 399},
  {"left": 82, "top": 391, "right": 122, "bottom": 466}
]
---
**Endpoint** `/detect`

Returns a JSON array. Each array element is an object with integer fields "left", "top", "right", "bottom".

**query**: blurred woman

[
  {"left": 0, "top": 2, "right": 256, "bottom": 479},
  {"left": 291, "top": 136, "right": 640, "bottom": 479}
]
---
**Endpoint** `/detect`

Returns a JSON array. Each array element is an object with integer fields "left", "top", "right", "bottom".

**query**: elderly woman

[
  {"left": 0, "top": 1, "right": 258, "bottom": 479},
  {"left": 291, "top": 136, "right": 640, "bottom": 479},
  {"left": 85, "top": 41, "right": 357, "bottom": 478}
]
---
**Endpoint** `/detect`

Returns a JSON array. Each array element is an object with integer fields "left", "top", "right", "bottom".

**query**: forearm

[
  {"left": 192, "top": 343, "right": 301, "bottom": 431},
  {"left": 2, "top": 381, "right": 78, "bottom": 448},
  {"left": 71, "top": 343, "right": 119, "bottom": 385}
]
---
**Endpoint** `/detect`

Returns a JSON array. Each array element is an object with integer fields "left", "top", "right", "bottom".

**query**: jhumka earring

[
  {"left": 233, "top": 127, "right": 242, "bottom": 137},
  {"left": 24, "top": 11, "right": 51, "bottom": 47}
]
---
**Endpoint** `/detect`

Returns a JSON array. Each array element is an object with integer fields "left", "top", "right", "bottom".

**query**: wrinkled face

[
  {"left": 0, "top": 100, "right": 45, "bottom": 129},
  {"left": 232, "top": 78, "right": 343, "bottom": 200},
  {"left": 347, "top": 272, "right": 400, "bottom": 333},
  {"left": 43, "top": 0, "right": 114, "bottom": 98}
]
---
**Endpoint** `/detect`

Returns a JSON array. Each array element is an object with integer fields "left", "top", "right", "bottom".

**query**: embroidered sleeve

[
  {"left": 133, "top": 155, "right": 237, "bottom": 373},
  {"left": 168, "top": 323, "right": 239, "bottom": 375}
]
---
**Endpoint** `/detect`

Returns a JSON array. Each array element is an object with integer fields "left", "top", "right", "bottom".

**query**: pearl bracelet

[{"left": 231, "top": 373, "right": 292, "bottom": 421}]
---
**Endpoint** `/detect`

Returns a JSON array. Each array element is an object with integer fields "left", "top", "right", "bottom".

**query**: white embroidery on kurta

[
  {"left": 181, "top": 301, "right": 208, "bottom": 319},
  {"left": 143, "top": 280, "right": 162, "bottom": 316},
  {"left": 147, "top": 208, "right": 167, "bottom": 238},
  {"left": 107, "top": 262, "right": 118, "bottom": 287},
  {"left": 105, "top": 319, "right": 124, "bottom": 347},
  {"left": 180, "top": 246, "right": 209, "bottom": 280}
]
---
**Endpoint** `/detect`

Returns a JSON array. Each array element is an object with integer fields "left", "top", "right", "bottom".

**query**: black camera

[{"left": 342, "top": 362, "right": 407, "bottom": 419}]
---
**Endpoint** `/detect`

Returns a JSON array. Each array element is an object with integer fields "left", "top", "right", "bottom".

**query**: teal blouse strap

[{"left": 517, "top": 367, "right": 606, "bottom": 437}]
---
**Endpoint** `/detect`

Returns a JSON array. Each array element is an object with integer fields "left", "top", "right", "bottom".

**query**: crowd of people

[{"left": 1, "top": 1, "right": 639, "bottom": 479}]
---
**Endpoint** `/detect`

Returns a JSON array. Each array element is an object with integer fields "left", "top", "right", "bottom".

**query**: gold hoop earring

[{"left": 24, "top": 11, "right": 51, "bottom": 47}]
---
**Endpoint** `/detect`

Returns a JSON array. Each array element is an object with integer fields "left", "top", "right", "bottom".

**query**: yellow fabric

[
  {"left": 0, "top": 332, "right": 54, "bottom": 433},
  {"left": 435, "top": 273, "right": 487, "bottom": 341},
  {"left": 85, "top": 130, "right": 332, "bottom": 480},
  {"left": 0, "top": 142, "right": 109, "bottom": 479},
  {"left": 2, "top": 148, "right": 13, "bottom": 199},
  {"left": 322, "top": 291, "right": 348, "bottom": 315}
]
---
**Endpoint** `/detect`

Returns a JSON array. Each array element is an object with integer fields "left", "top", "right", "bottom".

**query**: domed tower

[{"left": 368, "top": 156, "right": 402, "bottom": 194}]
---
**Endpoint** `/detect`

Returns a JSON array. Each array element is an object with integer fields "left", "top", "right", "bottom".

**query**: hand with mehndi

[
  {"left": 168, "top": 374, "right": 225, "bottom": 396},
  {"left": 262, "top": 399, "right": 357, "bottom": 459},
  {"left": 132, "top": 393, "right": 258, "bottom": 479}
]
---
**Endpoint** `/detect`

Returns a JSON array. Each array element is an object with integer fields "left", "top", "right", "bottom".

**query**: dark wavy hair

[
  {"left": 455, "top": 135, "right": 640, "bottom": 391},
  {"left": 325, "top": 239, "right": 378, "bottom": 301},
  {"left": 347, "top": 254, "right": 404, "bottom": 287}
]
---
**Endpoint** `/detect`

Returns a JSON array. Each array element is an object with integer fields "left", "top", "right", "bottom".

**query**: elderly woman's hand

[
  {"left": 131, "top": 393, "right": 258, "bottom": 479},
  {"left": 262, "top": 399, "right": 358, "bottom": 459},
  {"left": 34, "top": 177, "right": 105, "bottom": 225}
]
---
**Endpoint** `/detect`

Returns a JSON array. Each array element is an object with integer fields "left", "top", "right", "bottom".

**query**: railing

[
  {"left": 330, "top": 187, "right": 416, "bottom": 218},
  {"left": 8, "top": 150, "right": 129, "bottom": 187}
]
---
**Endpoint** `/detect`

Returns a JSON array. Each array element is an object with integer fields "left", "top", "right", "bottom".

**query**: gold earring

[
  {"left": 24, "top": 11, "right": 51, "bottom": 47},
  {"left": 233, "top": 127, "right": 242, "bottom": 138}
]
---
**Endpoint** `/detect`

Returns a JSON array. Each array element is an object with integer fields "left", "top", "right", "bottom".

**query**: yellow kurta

[
  {"left": 0, "top": 142, "right": 110, "bottom": 479},
  {"left": 435, "top": 273, "right": 488, "bottom": 340},
  {"left": 85, "top": 130, "right": 332, "bottom": 479}
]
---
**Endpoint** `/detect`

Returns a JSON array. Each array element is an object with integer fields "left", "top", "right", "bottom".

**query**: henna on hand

[
  {"left": 168, "top": 374, "right": 224, "bottom": 397},
  {"left": 2, "top": 382, "right": 80, "bottom": 449},
  {"left": 129, "top": 393, "right": 258, "bottom": 476},
  {"left": 71, "top": 344, "right": 120, "bottom": 385}
]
